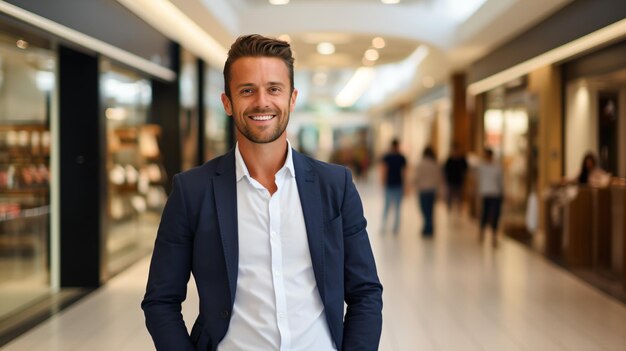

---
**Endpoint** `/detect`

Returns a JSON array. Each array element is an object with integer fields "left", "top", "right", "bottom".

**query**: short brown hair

[{"left": 223, "top": 34, "right": 295, "bottom": 98}]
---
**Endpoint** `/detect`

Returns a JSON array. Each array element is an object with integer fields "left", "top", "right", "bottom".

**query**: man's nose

[{"left": 253, "top": 91, "right": 270, "bottom": 108}]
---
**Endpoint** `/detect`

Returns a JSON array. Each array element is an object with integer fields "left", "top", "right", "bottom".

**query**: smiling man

[{"left": 141, "top": 34, "right": 383, "bottom": 351}]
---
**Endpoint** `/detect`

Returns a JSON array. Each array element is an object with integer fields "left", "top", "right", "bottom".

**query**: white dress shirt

[
  {"left": 217, "top": 142, "right": 336, "bottom": 351},
  {"left": 477, "top": 162, "right": 503, "bottom": 196}
]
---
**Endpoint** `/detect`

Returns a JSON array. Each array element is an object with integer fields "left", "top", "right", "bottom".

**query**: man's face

[{"left": 221, "top": 56, "right": 297, "bottom": 144}]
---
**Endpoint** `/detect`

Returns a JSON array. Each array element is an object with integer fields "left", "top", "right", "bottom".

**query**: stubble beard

[{"left": 235, "top": 109, "right": 289, "bottom": 144}]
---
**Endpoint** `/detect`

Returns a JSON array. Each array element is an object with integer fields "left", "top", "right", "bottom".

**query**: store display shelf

[
  {"left": 0, "top": 205, "right": 49, "bottom": 223},
  {"left": 0, "top": 188, "right": 49, "bottom": 194}
]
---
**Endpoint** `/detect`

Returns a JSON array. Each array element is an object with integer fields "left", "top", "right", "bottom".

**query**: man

[
  {"left": 142, "top": 34, "right": 383, "bottom": 351},
  {"left": 443, "top": 143, "right": 468, "bottom": 212},
  {"left": 380, "top": 138, "right": 406, "bottom": 234}
]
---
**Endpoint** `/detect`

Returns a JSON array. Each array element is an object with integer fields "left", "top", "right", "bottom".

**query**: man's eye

[
  {"left": 240, "top": 89, "right": 253, "bottom": 95},
  {"left": 269, "top": 87, "right": 281, "bottom": 94}
]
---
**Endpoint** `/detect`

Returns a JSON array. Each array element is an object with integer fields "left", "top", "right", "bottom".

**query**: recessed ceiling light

[
  {"left": 364, "top": 49, "right": 379, "bottom": 61},
  {"left": 269, "top": 0, "right": 290, "bottom": 5},
  {"left": 372, "top": 37, "right": 386, "bottom": 49},
  {"left": 381, "top": 0, "right": 400, "bottom": 4},
  {"left": 278, "top": 34, "right": 291, "bottom": 42},
  {"left": 16, "top": 39, "right": 29, "bottom": 49},
  {"left": 317, "top": 42, "right": 335, "bottom": 55}
]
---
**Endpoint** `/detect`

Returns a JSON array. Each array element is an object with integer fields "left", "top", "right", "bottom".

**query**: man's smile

[{"left": 249, "top": 114, "right": 275, "bottom": 121}]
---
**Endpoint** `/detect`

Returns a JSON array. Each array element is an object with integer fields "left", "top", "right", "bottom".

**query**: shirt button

[
  {"left": 274, "top": 270, "right": 280, "bottom": 277},
  {"left": 270, "top": 231, "right": 276, "bottom": 237},
  {"left": 220, "top": 310, "right": 230, "bottom": 319},
  {"left": 278, "top": 312, "right": 286, "bottom": 319}
]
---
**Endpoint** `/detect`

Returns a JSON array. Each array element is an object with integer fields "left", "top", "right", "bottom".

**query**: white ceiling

[
  {"left": 236, "top": 0, "right": 434, "bottom": 6},
  {"left": 127, "top": 0, "right": 573, "bottom": 110}
]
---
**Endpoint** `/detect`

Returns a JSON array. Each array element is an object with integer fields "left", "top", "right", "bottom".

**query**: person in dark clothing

[
  {"left": 577, "top": 151, "right": 608, "bottom": 186},
  {"left": 380, "top": 138, "right": 407, "bottom": 234},
  {"left": 444, "top": 143, "right": 468, "bottom": 212}
]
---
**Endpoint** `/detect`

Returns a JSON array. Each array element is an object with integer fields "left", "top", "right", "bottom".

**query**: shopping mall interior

[{"left": 0, "top": 0, "right": 625, "bottom": 350}]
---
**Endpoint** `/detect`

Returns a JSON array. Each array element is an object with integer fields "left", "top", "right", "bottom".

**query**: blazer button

[{"left": 220, "top": 310, "right": 230, "bottom": 319}]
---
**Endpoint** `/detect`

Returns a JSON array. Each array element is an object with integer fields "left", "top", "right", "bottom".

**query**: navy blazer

[{"left": 142, "top": 148, "right": 383, "bottom": 350}]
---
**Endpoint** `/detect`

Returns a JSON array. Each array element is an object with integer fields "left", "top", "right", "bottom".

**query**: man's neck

[{"left": 237, "top": 135, "right": 288, "bottom": 194}]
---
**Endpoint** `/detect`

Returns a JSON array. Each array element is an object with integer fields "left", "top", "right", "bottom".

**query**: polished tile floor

[{"left": 3, "top": 182, "right": 626, "bottom": 350}]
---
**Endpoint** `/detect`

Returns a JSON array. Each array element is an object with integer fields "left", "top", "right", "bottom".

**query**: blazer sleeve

[
  {"left": 141, "top": 174, "right": 195, "bottom": 350},
  {"left": 341, "top": 168, "right": 383, "bottom": 350}
]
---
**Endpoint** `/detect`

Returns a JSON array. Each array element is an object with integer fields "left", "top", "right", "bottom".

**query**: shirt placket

[{"left": 269, "top": 170, "right": 290, "bottom": 350}]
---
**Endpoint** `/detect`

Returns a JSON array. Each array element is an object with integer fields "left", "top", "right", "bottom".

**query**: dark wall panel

[
  {"left": 6, "top": 0, "right": 171, "bottom": 69},
  {"left": 197, "top": 59, "right": 206, "bottom": 166},
  {"left": 151, "top": 43, "right": 181, "bottom": 193},
  {"left": 59, "top": 45, "right": 105, "bottom": 287},
  {"left": 469, "top": 0, "right": 626, "bottom": 83}
]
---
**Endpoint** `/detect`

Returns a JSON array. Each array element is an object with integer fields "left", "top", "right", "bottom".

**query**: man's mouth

[{"left": 249, "top": 115, "right": 274, "bottom": 121}]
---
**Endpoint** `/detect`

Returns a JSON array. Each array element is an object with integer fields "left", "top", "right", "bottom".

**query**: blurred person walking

[
  {"left": 414, "top": 147, "right": 442, "bottom": 237},
  {"left": 380, "top": 138, "right": 407, "bottom": 234},
  {"left": 444, "top": 143, "right": 468, "bottom": 212},
  {"left": 476, "top": 148, "right": 504, "bottom": 247}
]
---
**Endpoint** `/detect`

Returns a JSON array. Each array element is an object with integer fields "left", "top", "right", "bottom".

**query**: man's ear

[
  {"left": 289, "top": 88, "right": 298, "bottom": 112},
  {"left": 221, "top": 93, "right": 233, "bottom": 116}
]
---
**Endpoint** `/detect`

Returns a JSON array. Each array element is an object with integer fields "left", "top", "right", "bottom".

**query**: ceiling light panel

[
  {"left": 335, "top": 67, "right": 375, "bottom": 107},
  {"left": 281, "top": 32, "right": 422, "bottom": 69}
]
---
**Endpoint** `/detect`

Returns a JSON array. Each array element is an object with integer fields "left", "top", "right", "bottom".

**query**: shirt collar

[{"left": 235, "top": 140, "right": 295, "bottom": 182}]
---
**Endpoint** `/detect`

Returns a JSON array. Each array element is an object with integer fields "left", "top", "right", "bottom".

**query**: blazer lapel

[
  {"left": 293, "top": 150, "right": 326, "bottom": 302},
  {"left": 213, "top": 149, "right": 239, "bottom": 304}
]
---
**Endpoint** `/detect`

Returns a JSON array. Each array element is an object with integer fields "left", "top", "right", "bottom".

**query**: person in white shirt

[
  {"left": 142, "top": 34, "right": 383, "bottom": 351},
  {"left": 413, "top": 147, "right": 442, "bottom": 236},
  {"left": 476, "top": 148, "right": 504, "bottom": 247}
]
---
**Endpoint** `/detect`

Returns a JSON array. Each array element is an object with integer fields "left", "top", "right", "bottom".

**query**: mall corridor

[{"left": 2, "top": 180, "right": 626, "bottom": 351}]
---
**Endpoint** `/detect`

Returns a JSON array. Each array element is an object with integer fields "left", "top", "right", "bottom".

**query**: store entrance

[
  {"left": 483, "top": 87, "right": 539, "bottom": 234},
  {"left": 101, "top": 63, "right": 167, "bottom": 277}
]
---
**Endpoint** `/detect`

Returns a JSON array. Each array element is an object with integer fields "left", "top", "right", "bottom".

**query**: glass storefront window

[
  {"left": 483, "top": 81, "right": 540, "bottom": 229},
  {"left": 0, "top": 34, "right": 54, "bottom": 319},
  {"left": 204, "top": 67, "right": 229, "bottom": 161},
  {"left": 180, "top": 49, "right": 199, "bottom": 170},
  {"left": 101, "top": 62, "right": 166, "bottom": 276},
  {"left": 484, "top": 107, "right": 530, "bottom": 215},
  {"left": 565, "top": 72, "right": 626, "bottom": 178}
]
